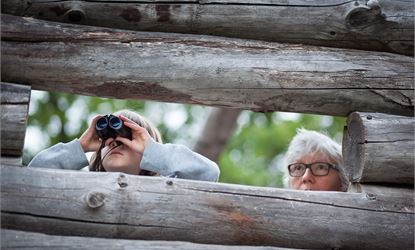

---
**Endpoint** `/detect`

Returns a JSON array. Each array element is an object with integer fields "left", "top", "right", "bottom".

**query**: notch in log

[{"left": 343, "top": 112, "right": 414, "bottom": 184}]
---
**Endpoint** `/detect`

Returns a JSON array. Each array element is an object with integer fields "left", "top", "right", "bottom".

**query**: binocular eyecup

[{"left": 95, "top": 114, "right": 132, "bottom": 141}]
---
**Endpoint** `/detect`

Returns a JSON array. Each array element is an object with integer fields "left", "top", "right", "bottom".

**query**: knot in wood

[
  {"left": 118, "top": 174, "right": 128, "bottom": 188},
  {"left": 346, "top": 4, "right": 383, "bottom": 28},
  {"left": 86, "top": 192, "right": 105, "bottom": 209},
  {"left": 366, "top": 192, "right": 377, "bottom": 200},
  {"left": 63, "top": 3, "right": 86, "bottom": 23},
  {"left": 366, "top": 0, "right": 380, "bottom": 10}
]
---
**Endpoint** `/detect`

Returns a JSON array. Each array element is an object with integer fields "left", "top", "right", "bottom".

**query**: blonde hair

[{"left": 89, "top": 109, "right": 162, "bottom": 175}]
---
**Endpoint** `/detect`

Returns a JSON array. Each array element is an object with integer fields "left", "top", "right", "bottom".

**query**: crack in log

[
  {"left": 370, "top": 89, "right": 413, "bottom": 106},
  {"left": 181, "top": 187, "right": 414, "bottom": 214},
  {"left": 358, "top": 139, "right": 413, "bottom": 144},
  {"left": 193, "top": 87, "right": 414, "bottom": 90},
  {"left": 1, "top": 211, "right": 187, "bottom": 230},
  {"left": 32, "top": 0, "right": 355, "bottom": 8}
]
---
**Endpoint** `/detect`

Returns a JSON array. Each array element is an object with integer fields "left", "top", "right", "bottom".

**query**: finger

[
  {"left": 115, "top": 137, "right": 134, "bottom": 148},
  {"left": 91, "top": 114, "right": 104, "bottom": 125},
  {"left": 120, "top": 118, "right": 145, "bottom": 132},
  {"left": 104, "top": 138, "right": 115, "bottom": 146}
]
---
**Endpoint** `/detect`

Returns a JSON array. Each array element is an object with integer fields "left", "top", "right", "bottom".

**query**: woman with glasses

[{"left": 285, "top": 129, "right": 349, "bottom": 191}]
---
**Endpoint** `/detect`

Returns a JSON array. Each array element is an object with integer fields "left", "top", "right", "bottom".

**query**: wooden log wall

[
  {"left": 0, "top": 82, "right": 31, "bottom": 165},
  {"left": 343, "top": 112, "right": 414, "bottom": 184},
  {"left": 2, "top": 0, "right": 413, "bottom": 56},
  {"left": 1, "top": 165, "right": 414, "bottom": 250},
  {"left": 2, "top": 15, "right": 414, "bottom": 117},
  {"left": 1, "top": 229, "right": 296, "bottom": 250}
]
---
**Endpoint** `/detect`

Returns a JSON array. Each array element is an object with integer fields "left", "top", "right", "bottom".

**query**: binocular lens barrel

[
  {"left": 96, "top": 117, "right": 109, "bottom": 130},
  {"left": 109, "top": 116, "right": 122, "bottom": 129},
  {"left": 95, "top": 115, "right": 132, "bottom": 140}
]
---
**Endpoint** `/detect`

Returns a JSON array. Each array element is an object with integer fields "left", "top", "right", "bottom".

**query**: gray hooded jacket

[{"left": 28, "top": 138, "right": 220, "bottom": 182}]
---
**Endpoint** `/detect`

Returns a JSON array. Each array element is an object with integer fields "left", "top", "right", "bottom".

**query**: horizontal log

[
  {"left": 2, "top": 0, "right": 413, "bottom": 55},
  {"left": 348, "top": 183, "right": 414, "bottom": 198},
  {"left": 1, "top": 229, "right": 296, "bottom": 250},
  {"left": 1, "top": 15, "right": 413, "bottom": 116},
  {"left": 0, "top": 82, "right": 30, "bottom": 156},
  {"left": 1, "top": 165, "right": 413, "bottom": 250},
  {"left": 343, "top": 112, "right": 414, "bottom": 184},
  {"left": 0, "top": 156, "right": 23, "bottom": 166}
]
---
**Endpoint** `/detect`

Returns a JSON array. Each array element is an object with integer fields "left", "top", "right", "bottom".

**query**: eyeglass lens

[{"left": 288, "top": 163, "right": 331, "bottom": 177}]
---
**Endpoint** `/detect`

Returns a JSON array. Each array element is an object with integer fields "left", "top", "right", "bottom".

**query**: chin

[{"left": 103, "top": 163, "right": 127, "bottom": 172}]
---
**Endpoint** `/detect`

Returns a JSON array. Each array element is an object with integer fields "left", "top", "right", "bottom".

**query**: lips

[{"left": 109, "top": 150, "right": 123, "bottom": 156}]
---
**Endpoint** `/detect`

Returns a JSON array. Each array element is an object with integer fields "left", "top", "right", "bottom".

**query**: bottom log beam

[
  {"left": 1, "top": 165, "right": 413, "bottom": 250},
  {"left": 1, "top": 229, "right": 291, "bottom": 250}
]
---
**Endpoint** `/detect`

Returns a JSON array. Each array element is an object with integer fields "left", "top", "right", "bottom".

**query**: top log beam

[
  {"left": 2, "top": 0, "right": 414, "bottom": 56},
  {"left": 1, "top": 15, "right": 414, "bottom": 116}
]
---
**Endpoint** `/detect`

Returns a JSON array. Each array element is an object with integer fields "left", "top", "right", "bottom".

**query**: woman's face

[
  {"left": 289, "top": 152, "right": 343, "bottom": 191},
  {"left": 101, "top": 138, "right": 142, "bottom": 175}
]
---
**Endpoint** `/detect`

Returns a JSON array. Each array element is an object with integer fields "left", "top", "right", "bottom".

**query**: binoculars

[{"left": 95, "top": 114, "right": 132, "bottom": 141}]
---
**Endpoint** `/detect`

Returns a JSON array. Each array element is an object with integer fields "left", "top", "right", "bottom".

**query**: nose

[
  {"left": 105, "top": 138, "right": 117, "bottom": 147},
  {"left": 301, "top": 168, "right": 316, "bottom": 184}
]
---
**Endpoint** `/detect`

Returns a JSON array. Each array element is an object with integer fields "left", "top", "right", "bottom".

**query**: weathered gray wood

[
  {"left": 2, "top": 15, "right": 413, "bottom": 117},
  {"left": 348, "top": 183, "right": 414, "bottom": 214},
  {"left": 1, "top": 165, "right": 413, "bottom": 250},
  {"left": 348, "top": 183, "right": 413, "bottom": 198},
  {"left": 0, "top": 156, "right": 23, "bottom": 166},
  {"left": 0, "top": 82, "right": 31, "bottom": 156},
  {"left": 194, "top": 108, "right": 242, "bottom": 162},
  {"left": 2, "top": 0, "right": 413, "bottom": 56},
  {"left": 1, "top": 229, "right": 297, "bottom": 250},
  {"left": 343, "top": 112, "right": 414, "bottom": 184}
]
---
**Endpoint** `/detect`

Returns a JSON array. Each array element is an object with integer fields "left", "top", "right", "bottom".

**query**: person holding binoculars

[{"left": 28, "top": 109, "right": 220, "bottom": 182}]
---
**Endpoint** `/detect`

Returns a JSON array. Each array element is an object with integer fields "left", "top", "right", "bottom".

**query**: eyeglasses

[{"left": 287, "top": 162, "right": 337, "bottom": 177}]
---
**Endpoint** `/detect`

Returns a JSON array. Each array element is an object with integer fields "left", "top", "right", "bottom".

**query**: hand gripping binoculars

[{"left": 95, "top": 114, "right": 132, "bottom": 141}]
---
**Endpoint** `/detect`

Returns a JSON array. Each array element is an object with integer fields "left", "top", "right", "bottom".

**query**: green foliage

[
  {"left": 218, "top": 112, "right": 345, "bottom": 187},
  {"left": 24, "top": 91, "right": 346, "bottom": 188}
]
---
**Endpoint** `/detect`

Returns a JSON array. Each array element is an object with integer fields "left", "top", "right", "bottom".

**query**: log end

[{"left": 343, "top": 112, "right": 366, "bottom": 182}]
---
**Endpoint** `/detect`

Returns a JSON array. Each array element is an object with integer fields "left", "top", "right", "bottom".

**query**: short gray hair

[{"left": 284, "top": 128, "right": 349, "bottom": 191}]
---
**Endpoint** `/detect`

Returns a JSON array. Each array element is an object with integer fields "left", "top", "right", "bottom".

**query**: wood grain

[
  {"left": 2, "top": 15, "right": 413, "bottom": 116},
  {"left": 1, "top": 165, "right": 413, "bottom": 249}
]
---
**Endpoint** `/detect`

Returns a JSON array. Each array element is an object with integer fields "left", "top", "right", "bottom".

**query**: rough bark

[
  {"left": 1, "top": 165, "right": 413, "bottom": 250},
  {"left": 2, "top": 15, "right": 413, "bottom": 117},
  {"left": 0, "top": 82, "right": 31, "bottom": 156},
  {"left": 193, "top": 108, "right": 242, "bottom": 162},
  {"left": 2, "top": 0, "right": 413, "bottom": 55},
  {"left": 343, "top": 112, "right": 414, "bottom": 184}
]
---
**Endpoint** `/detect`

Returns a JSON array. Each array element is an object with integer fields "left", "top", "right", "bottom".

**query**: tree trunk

[
  {"left": 2, "top": 0, "right": 413, "bottom": 56},
  {"left": 343, "top": 112, "right": 414, "bottom": 184},
  {"left": 1, "top": 165, "right": 413, "bottom": 250},
  {"left": 2, "top": 15, "right": 413, "bottom": 117},
  {"left": 193, "top": 108, "right": 242, "bottom": 162},
  {"left": 0, "top": 82, "right": 30, "bottom": 157}
]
